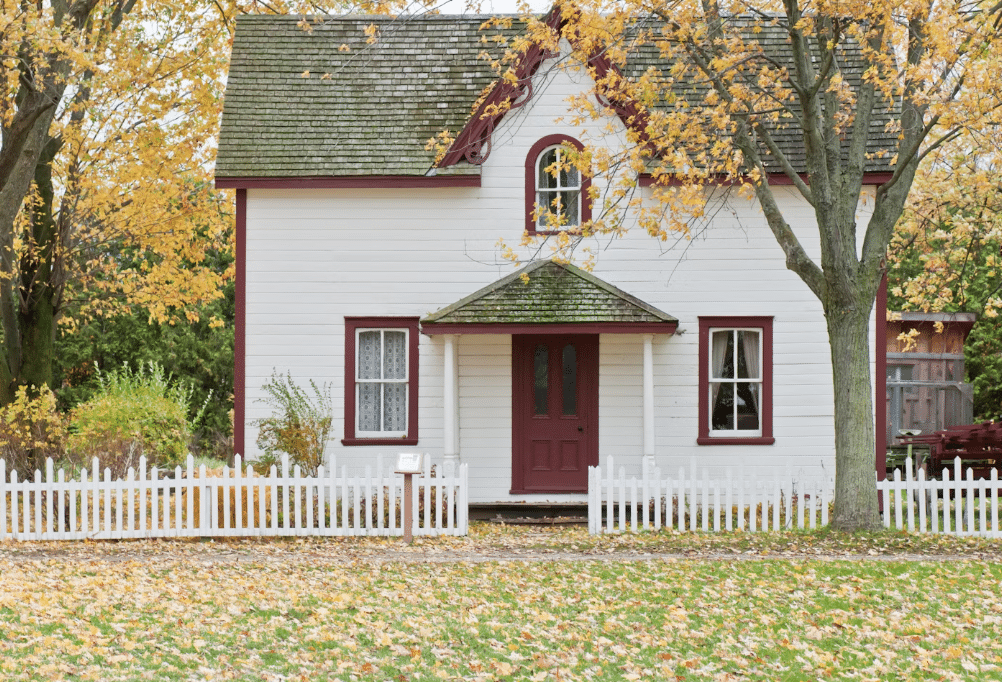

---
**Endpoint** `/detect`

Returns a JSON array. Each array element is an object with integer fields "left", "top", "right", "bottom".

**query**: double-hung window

[
  {"left": 698, "top": 316, "right": 774, "bottom": 445},
  {"left": 342, "top": 317, "right": 419, "bottom": 445},
  {"left": 524, "top": 135, "right": 592, "bottom": 235}
]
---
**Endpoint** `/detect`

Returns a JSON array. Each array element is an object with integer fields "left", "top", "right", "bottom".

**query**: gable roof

[
  {"left": 420, "top": 260, "right": 678, "bottom": 332},
  {"left": 217, "top": 14, "right": 512, "bottom": 180},
  {"left": 216, "top": 13, "right": 898, "bottom": 182}
]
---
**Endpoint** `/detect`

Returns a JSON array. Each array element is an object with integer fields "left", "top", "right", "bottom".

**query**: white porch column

[
  {"left": 443, "top": 334, "right": 459, "bottom": 476},
  {"left": 643, "top": 334, "right": 656, "bottom": 471}
]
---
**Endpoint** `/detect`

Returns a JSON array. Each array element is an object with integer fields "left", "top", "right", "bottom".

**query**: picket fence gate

[
  {"left": 588, "top": 457, "right": 830, "bottom": 534},
  {"left": 877, "top": 456, "right": 1002, "bottom": 537},
  {"left": 0, "top": 454, "right": 469, "bottom": 541}
]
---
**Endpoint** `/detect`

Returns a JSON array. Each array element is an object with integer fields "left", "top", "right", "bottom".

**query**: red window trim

[
  {"left": 525, "top": 135, "right": 593, "bottom": 236},
  {"left": 697, "top": 316, "right": 775, "bottom": 445},
  {"left": 342, "top": 317, "right": 420, "bottom": 446}
]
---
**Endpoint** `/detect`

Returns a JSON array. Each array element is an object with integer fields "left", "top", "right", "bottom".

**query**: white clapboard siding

[
  {"left": 876, "top": 456, "right": 1002, "bottom": 538},
  {"left": 241, "top": 46, "right": 859, "bottom": 503},
  {"left": 588, "top": 456, "right": 828, "bottom": 534},
  {"left": 0, "top": 454, "right": 468, "bottom": 541}
]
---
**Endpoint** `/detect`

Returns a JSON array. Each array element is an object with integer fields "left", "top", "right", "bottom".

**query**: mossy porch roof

[{"left": 421, "top": 261, "right": 678, "bottom": 326}]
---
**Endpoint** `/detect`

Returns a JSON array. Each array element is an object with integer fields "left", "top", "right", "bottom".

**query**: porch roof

[{"left": 421, "top": 260, "right": 678, "bottom": 334}]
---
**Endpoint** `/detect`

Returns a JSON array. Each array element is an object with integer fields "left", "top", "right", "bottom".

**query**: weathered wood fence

[
  {"left": 0, "top": 454, "right": 468, "bottom": 541},
  {"left": 588, "top": 457, "right": 829, "bottom": 534},
  {"left": 590, "top": 456, "right": 1002, "bottom": 537}
]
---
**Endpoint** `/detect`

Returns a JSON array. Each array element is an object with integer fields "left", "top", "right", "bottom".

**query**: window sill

[
  {"left": 526, "top": 228, "right": 583, "bottom": 237},
  {"left": 341, "top": 437, "right": 418, "bottom": 447},
  {"left": 697, "top": 436, "right": 775, "bottom": 446},
  {"left": 509, "top": 487, "right": 589, "bottom": 494}
]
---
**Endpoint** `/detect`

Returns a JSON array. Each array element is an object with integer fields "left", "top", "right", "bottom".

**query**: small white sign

[{"left": 395, "top": 452, "right": 423, "bottom": 474}]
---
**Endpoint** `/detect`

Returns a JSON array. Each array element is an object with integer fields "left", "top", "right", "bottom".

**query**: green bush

[
  {"left": 253, "top": 371, "right": 333, "bottom": 478},
  {"left": 68, "top": 362, "right": 206, "bottom": 473}
]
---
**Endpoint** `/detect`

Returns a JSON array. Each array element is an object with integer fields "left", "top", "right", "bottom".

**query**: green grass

[{"left": 3, "top": 526, "right": 1002, "bottom": 680}]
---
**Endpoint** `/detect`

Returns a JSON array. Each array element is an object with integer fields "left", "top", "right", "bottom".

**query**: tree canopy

[{"left": 492, "top": 0, "right": 1002, "bottom": 530}]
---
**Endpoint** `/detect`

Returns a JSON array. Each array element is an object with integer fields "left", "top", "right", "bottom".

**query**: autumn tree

[
  {"left": 507, "top": 0, "right": 1002, "bottom": 530},
  {"left": 0, "top": 0, "right": 241, "bottom": 406},
  {"left": 889, "top": 136, "right": 1002, "bottom": 420}
]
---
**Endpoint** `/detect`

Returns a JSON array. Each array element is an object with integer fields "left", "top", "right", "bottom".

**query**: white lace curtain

[{"left": 357, "top": 330, "right": 407, "bottom": 433}]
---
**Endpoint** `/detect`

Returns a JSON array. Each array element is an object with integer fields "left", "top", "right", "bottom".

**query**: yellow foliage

[{"left": 0, "top": 386, "right": 67, "bottom": 476}]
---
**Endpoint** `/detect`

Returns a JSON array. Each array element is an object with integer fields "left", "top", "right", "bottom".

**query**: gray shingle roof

[
  {"left": 217, "top": 14, "right": 512, "bottom": 178},
  {"left": 217, "top": 13, "right": 898, "bottom": 178},
  {"left": 421, "top": 260, "right": 678, "bottom": 325}
]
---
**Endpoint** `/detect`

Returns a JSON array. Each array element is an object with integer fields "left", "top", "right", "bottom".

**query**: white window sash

[
  {"left": 708, "top": 327, "right": 763, "bottom": 437},
  {"left": 355, "top": 328, "right": 409, "bottom": 438},
  {"left": 536, "top": 145, "right": 582, "bottom": 229}
]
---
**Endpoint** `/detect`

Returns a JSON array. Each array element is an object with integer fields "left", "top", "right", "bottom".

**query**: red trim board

[
  {"left": 422, "top": 322, "right": 677, "bottom": 335},
  {"left": 215, "top": 175, "right": 480, "bottom": 190},
  {"left": 639, "top": 172, "right": 896, "bottom": 188}
]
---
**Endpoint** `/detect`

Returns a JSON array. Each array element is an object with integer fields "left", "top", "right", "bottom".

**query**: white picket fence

[
  {"left": 0, "top": 454, "right": 468, "bottom": 541},
  {"left": 588, "top": 457, "right": 830, "bottom": 534},
  {"left": 877, "top": 456, "right": 1002, "bottom": 537},
  {"left": 590, "top": 455, "right": 1002, "bottom": 537}
]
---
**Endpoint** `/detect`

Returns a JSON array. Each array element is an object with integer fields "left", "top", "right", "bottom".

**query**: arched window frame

[{"left": 524, "top": 135, "right": 592, "bottom": 235}]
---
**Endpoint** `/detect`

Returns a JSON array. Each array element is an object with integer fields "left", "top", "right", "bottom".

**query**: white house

[{"left": 215, "top": 11, "right": 892, "bottom": 504}]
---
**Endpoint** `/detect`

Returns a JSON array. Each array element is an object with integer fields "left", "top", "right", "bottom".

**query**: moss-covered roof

[
  {"left": 217, "top": 14, "right": 899, "bottom": 179},
  {"left": 421, "top": 261, "right": 678, "bottom": 326}
]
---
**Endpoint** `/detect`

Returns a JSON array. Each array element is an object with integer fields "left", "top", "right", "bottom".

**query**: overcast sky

[{"left": 431, "top": 0, "right": 551, "bottom": 14}]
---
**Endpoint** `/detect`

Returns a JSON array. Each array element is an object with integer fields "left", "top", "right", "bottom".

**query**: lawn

[{"left": 2, "top": 525, "right": 1002, "bottom": 681}]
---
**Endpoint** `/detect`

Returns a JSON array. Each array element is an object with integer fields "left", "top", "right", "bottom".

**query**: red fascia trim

[
  {"left": 639, "top": 171, "right": 895, "bottom": 188},
  {"left": 876, "top": 273, "right": 888, "bottom": 481},
  {"left": 234, "top": 189, "right": 247, "bottom": 459},
  {"left": 525, "top": 135, "right": 593, "bottom": 235},
  {"left": 215, "top": 175, "right": 480, "bottom": 190},
  {"left": 422, "top": 322, "right": 677, "bottom": 335},
  {"left": 697, "top": 316, "right": 774, "bottom": 445},
  {"left": 439, "top": 10, "right": 564, "bottom": 168},
  {"left": 342, "top": 317, "right": 421, "bottom": 447}
]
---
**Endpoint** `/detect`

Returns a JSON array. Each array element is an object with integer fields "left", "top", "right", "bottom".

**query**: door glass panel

[
  {"left": 562, "top": 344, "right": 577, "bottom": 415},
  {"left": 533, "top": 345, "right": 548, "bottom": 415}
]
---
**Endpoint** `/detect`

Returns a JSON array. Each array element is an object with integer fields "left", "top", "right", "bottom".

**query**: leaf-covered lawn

[{"left": 3, "top": 526, "right": 1002, "bottom": 681}]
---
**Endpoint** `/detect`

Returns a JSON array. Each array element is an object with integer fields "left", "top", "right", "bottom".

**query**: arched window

[{"left": 525, "top": 135, "right": 591, "bottom": 235}]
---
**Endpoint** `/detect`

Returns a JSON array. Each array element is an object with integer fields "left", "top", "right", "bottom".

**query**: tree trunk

[
  {"left": 827, "top": 298, "right": 883, "bottom": 531},
  {"left": 0, "top": 135, "right": 62, "bottom": 408}
]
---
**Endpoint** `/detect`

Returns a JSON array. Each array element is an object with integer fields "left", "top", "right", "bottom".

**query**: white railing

[
  {"left": 877, "top": 456, "right": 1002, "bottom": 537},
  {"left": 588, "top": 457, "right": 829, "bottom": 534},
  {"left": 0, "top": 454, "right": 468, "bottom": 541}
]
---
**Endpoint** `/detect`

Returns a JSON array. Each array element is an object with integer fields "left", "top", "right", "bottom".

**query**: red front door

[{"left": 512, "top": 335, "right": 598, "bottom": 493}]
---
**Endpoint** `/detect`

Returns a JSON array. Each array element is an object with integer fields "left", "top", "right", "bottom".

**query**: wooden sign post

[{"left": 395, "top": 453, "right": 423, "bottom": 544}]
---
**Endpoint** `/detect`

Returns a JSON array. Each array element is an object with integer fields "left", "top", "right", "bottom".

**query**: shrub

[
  {"left": 68, "top": 362, "right": 206, "bottom": 476},
  {"left": 0, "top": 386, "right": 67, "bottom": 477},
  {"left": 253, "top": 371, "right": 333, "bottom": 478}
]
